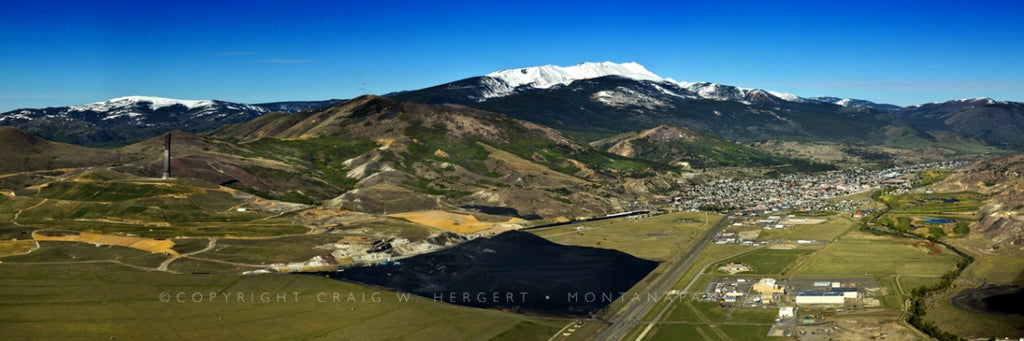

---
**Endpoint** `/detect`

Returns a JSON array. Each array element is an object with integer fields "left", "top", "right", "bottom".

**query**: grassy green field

[
  {"left": 9, "top": 198, "right": 305, "bottom": 238},
  {"left": 873, "top": 191, "right": 985, "bottom": 236},
  {"left": 647, "top": 323, "right": 777, "bottom": 341},
  {"left": 970, "top": 255, "right": 1024, "bottom": 285},
  {"left": 897, "top": 276, "right": 943, "bottom": 294},
  {"left": 664, "top": 301, "right": 730, "bottom": 323},
  {"left": 1, "top": 173, "right": 312, "bottom": 238},
  {"left": 757, "top": 215, "right": 857, "bottom": 241},
  {"left": 728, "top": 308, "right": 777, "bottom": 324},
  {"left": 0, "top": 240, "right": 37, "bottom": 257},
  {"left": 720, "top": 249, "right": 814, "bottom": 275},
  {"left": 792, "top": 236, "right": 960, "bottom": 277},
  {"left": 0, "top": 196, "right": 44, "bottom": 221},
  {"left": 531, "top": 212, "right": 719, "bottom": 261},
  {"left": 490, "top": 320, "right": 566, "bottom": 341},
  {"left": 201, "top": 234, "right": 347, "bottom": 264},
  {"left": 0, "top": 261, "right": 537, "bottom": 340},
  {"left": 5, "top": 241, "right": 169, "bottom": 269},
  {"left": 36, "top": 180, "right": 199, "bottom": 202},
  {"left": 637, "top": 300, "right": 779, "bottom": 341},
  {"left": 894, "top": 192, "right": 985, "bottom": 214}
]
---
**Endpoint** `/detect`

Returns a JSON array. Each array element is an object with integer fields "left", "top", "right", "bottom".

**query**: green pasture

[
  {"left": 720, "top": 249, "right": 813, "bottom": 275},
  {"left": 648, "top": 323, "right": 776, "bottom": 341},
  {"left": 0, "top": 261, "right": 534, "bottom": 340},
  {"left": 970, "top": 255, "right": 1024, "bottom": 285},
  {"left": 793, "top": 238, "right": 959, "bottom": 277},
  {"left": 757, "top": 215, "right": 856, "bottom": 241},
  {"left": 490, "top": 320, "right": 565, "bottom": 341},
  {"left": 36, "top": 181, "right": 197, "bottom": 202},
  {"left": 531, "top": 212, "right": 721, "bottom": 261}
]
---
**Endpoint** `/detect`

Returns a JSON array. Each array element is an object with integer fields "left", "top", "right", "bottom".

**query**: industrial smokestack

[{"left": 162, "top": 132, "right": 171, "bottom": 179}]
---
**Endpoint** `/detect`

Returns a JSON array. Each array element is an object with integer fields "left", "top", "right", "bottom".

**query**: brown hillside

[
  {"left": 0, "top": 126, "right": 119, "bottom": 173},
  {"left": 936, "top": 153, "right": 1024, "bottom": 251}
]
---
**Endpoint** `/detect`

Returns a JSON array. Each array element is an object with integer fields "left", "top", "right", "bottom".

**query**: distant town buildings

[{"left": 671, "top": 161, "right": 968, "bottom": 213}]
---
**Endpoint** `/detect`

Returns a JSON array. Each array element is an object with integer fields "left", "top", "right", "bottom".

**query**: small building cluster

[{"left": 717, "top": 262, "right": 752, "bottom": 274}]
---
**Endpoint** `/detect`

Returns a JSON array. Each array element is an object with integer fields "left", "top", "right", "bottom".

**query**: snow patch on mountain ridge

[
  {"left": 482, "top": 62, "right": 663, "bottom": 98},
  {"left": 70, "top": 96, "right": 217, "bottom": 112}
]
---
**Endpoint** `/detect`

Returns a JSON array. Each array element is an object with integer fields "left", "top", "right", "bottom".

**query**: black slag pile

[{"left": 318, "top": 231, "right": 658, "bottom": 316}]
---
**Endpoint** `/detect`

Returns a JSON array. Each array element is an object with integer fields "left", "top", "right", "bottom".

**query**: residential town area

[{"left": 668, "top": 161, "right": 969, "bottom": 213}]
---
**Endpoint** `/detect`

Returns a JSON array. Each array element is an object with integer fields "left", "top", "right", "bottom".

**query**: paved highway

[{"left": 596, "top": 214, "right": 731, "bottom": 341}]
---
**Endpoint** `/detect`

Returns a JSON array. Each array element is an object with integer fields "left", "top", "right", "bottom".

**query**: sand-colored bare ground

[
  {"left": 0, "top": 240, "right": 39, "bottom": 257},
  {"left": 32, "top": 230, "right": 178, "bottom": 256},
  {"left": 738, "top": 229, "right": 761, "bottom": 240},
  {"left": 783, "top": 217, "right": 827, "bottom": 224},
  {"left": 390, "top": 210, "right": 525, "bottom": 234}
]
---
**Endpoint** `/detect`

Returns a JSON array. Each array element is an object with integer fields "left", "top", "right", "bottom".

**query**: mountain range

[
  {"left": 389, "top": 62, "right": 1024, "bottom": 149},
  {"left": 2, "top": 62, "right": 1021, "bottom": 150},
  {"left": 0, "top": 96, "right": 342, "bottom": 145},
  {"left": 0, "top": 96, "right": 676, "bottom": 218}
]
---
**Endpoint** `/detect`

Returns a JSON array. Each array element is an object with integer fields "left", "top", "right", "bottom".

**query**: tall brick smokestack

[{"left": 162, "top": 132, "right": 171, "bottom": 179}]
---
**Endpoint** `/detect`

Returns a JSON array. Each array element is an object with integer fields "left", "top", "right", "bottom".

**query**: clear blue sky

[{"left": 2, "top": 0, "right": 1022, "bottom": 111}]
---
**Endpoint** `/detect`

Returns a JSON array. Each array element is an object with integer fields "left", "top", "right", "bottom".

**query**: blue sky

[{"left": 1, "top": 0, "right": 1022, "bottom": 111}]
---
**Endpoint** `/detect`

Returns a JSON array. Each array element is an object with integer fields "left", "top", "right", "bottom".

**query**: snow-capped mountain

[
  {"left": 0, "top": 96, "right": 342, "bottom": 145},
  {"left": 396, "top": 61, "right": 897, "bottom": 110},
  {"left": 71, "top": 96, "right": 224, "bottom": 112},
  {"left": 902, "top": 97, "right": 1000, "bottom": 111},
  {"left": 808, "top": 96, "right": 901, "bottom": 112},
  {"left": 389, "top": 62, "right": 911, "bottom": 144},
  {"left": 389, "top": 61, "right": 1024, "bottom": 147},
  {"left": 481, "top": 62, "right": 664, "bottom": 98}
]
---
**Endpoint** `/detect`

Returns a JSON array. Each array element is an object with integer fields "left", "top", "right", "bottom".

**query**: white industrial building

[
  {"left": 836, "top": 287, "right": 859, "bottom": 299},
  {"left": 795, "top": 291, "right": 845, "bottom": 305},
  {"left": 778, "top": 306, "right": 794, "bottom": 319}
]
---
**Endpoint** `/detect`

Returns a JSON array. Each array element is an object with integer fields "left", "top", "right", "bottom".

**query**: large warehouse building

[{"left": 795, "top": 291, "right": 845, "bottom": 305}]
